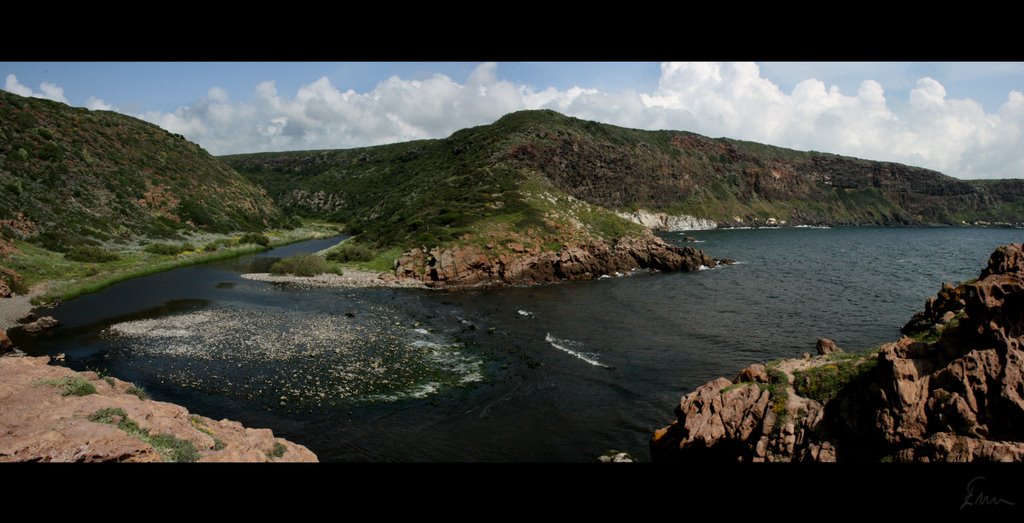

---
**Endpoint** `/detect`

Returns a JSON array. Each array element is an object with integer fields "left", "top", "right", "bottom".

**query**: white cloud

[
  {"left": 4, "top": 74, "right": 68, "bottom": 103},
  {"left": 5, "top": 74, "right": 33, "bottom": 97},
  {"left": 4, "top": 64, "right": 1023, "bottom": 179},
  {"left": 85, "top": 96, "right": 114, "bottom": 111}
]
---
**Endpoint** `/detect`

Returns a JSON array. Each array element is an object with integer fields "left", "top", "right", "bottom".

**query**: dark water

[{"left": 10, "top": 228, "right": 1023, "bottom": 461}]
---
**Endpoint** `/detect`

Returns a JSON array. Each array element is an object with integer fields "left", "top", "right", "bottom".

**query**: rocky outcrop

[
  {"left": 0, "top": 267, "right": 22, "bottom": 298},
  {"left": 22, "top": 316, "right": 59, "bottom": 333},
  {"left": 652, "top": 243, "right": 1024, "bottom": 463},
  {"left": 0, "top": 356, "right": 317, "bottom": 462},
  {"left": 0, "top": 330, "right": 11, "bottom": 355},
  {"left": 815, "top": 338, "right": 843, "bottom": 355},
  {"left": 616, "top": 210, "right": 717, "bottom": 232},
  {"left": 394, "top": 234, "right": 727, "bottom": 288}
]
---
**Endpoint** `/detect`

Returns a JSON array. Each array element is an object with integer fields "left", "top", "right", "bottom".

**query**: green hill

[
  {"left": 225, "top": 110, "right": 1024, "bottom": 263},
  {"left": 0, "top": 89, "right": 285, "bottom": 252}
]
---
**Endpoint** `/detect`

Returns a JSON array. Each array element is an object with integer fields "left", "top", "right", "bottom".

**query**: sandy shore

[
  {"left": 241, "top": 269, "right": 428, "bottom": 289},
  {"left": 0, "top": 286, "right": 43, "bottom": 331}
]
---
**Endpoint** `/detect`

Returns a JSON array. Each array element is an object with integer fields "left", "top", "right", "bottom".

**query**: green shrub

[
  {"left": 239, "top": 232, "right": 271, "bottom": 247},
  {"left": 88, "top": 407, "right": 127, "bottom": 424},
  {"left": 269, "top": 254, "right": 342, "bottom": 277},
  {"left": 267, "top": 442, "right": 287, "bottom": 458},
  {"left": 149, "top": 433, "right": 200, "bottom": 463},
  {"left": 66, "top": 245, "right": 121, "bottom": 263},
  {"left": 89, "top": 407, "right": 200, "bottom": 462},
  {"left": 794, "top": 358, "right": 878, "bottom": 404},
  {"left": 325, "top": 243, "right": 376, "bottom": 263},
  {"left": 126, "top": 385, "right": 149, "bottom": 400},
  {"left": 36, "top": 376, "right": 97, "bottom": 397},
  {"left": 144, "top": 242, "right": 193, "bottom": 255}
]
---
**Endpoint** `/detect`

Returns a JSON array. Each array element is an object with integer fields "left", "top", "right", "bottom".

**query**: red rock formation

[
  {"left": 652, "top": 243, "right": 1024, "bottom": 463},
  {"left": 394, "top": 234, "right": 723, "bottom": 288},
  {"left": 0, "top": 356, "right": 318, "bottom": 462}
]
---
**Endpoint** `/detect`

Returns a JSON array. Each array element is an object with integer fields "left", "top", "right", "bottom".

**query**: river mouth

[{"left": 9, "top": 228, "right": 1024, "bottom": 461}]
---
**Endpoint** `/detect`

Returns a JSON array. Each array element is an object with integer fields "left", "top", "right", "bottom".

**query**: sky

[{"left": 2, "top": 61, "right": 1023, "bottom": 179}]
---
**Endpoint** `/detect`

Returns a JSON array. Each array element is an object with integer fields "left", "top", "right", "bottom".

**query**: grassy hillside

[
  {"left": 0, "top": 89, "right": 287, "bottom": 252},
  {"left": 226, "top": 110, "right": 1024, "bottom": 261},
  {"left": 225, "top": 114, "right": 644, "bottom": 264}
]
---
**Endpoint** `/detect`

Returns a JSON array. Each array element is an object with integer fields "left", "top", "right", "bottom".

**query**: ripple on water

[{"left": 101, "top": 306, "right": 484, "bottom": 412}]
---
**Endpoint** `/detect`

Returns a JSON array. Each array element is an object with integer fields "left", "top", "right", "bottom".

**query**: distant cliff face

[
  {"left": 495, "top": 111, "right": 1023, "bottom": 227},
  {"left": 651, "top": 243, "right": 1024, "bottom": 463},
  {"left": 0, "top": 90, "right": 284, "bottom": 252}
]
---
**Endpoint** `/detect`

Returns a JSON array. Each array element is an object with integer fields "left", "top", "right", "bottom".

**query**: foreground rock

[
  {"left": 652, "top": 243, "right": 1024, "bottom": 462},
  {"left": 395, "top": 234, "right": 728, "bottom": 288},
  {"left": 0, "top": 356, "right": 317, "bottom": 462}
]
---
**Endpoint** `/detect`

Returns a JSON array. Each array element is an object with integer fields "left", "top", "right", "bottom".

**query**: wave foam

[{"left": 545, "top": 333, "right": 611, "bottom": 369}]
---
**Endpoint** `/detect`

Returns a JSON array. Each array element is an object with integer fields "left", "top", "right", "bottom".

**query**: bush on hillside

[
  {"left": 239, "top": 232, "right": 271, "bottom": 247},
  {"left": 65, "top": 245, "right": 121, "bottom": 263},
  {"left": 144, "top": 242, "right": 194, "bottom": 256}
]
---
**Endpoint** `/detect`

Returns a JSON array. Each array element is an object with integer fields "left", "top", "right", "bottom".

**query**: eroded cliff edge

[
  {"left": 394, "top": 232, "right": 728, "bottom": 288},
  {"left": 0, "top": 356, "right": 318, "bottom": 462},
  {"left": 651, "top": 243, "right": 1024, "bottom": 462}
]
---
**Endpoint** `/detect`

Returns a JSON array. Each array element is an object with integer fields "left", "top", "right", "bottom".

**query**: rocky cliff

[
  {"left": 0, "top": 355, "right": 317, "bottom": 462},
  {"left": 651, "top": 243, "right": 1024, "bottom": 462},
  {"left": 394, "top": 233, "right": 728, "bottom": 287}
]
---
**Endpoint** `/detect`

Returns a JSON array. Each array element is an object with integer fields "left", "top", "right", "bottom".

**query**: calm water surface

[{"left": 11, "top": 228, "right": 1023, "bottom": 461}]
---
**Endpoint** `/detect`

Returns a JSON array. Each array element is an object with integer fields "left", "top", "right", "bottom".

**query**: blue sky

[{"left": 3, "top": 62, "right": 1023, "bottom": 178}]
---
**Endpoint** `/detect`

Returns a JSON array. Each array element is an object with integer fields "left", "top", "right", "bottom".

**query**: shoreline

[
  {"left": 11, "top": 226, "right": 344, "bottom": 308},
  {"left": 0, "top": 286, "right": 44, "bottom": 331},
  {"left": 241, "top": 270, "right": 428, "bottom": 289}
]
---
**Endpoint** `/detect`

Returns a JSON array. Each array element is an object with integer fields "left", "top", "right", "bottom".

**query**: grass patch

[
  {"left": 88, "top": 407, "right": 199, "bottom": 462},
  {"left": 125, "top": 385, "right": 149, "bottom": 400},
  {"left": 793, "top": 357, "right": 878, "bottom": 404},
  {"left": 36, "top": 376, "right": 96, "bottom": 396},
  {"left": 721, "top": 382, "right": 759, "bottom": 394},
  {"left": 269, "top": 254, "right": 342, "bottom": 277},
  {"left": 88, "top": 407, "right": 127, "bottom": 424},
  {"left": 907, "top": 328, "right": 941, "bottom": 344},
  {"left": 65, "top": 245, "right": 120, "bottom": 263},
  {"left": 144, "top": 242, "right": 194, "bottom": 255},
  {"left": 149, "top": 434, "right": 201, "bottom": 463},
  {"left": 346, "top": 246, "right": 405, "bottom": 273},
  {"left": 189, "top": 415, "right": 227, "bottom": 450},
  {"left": 267, "top": 442, "right": 287, "bottom": 459},
  {"left": 760, "top": 367, "right": 790, "bottom": 435}
]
